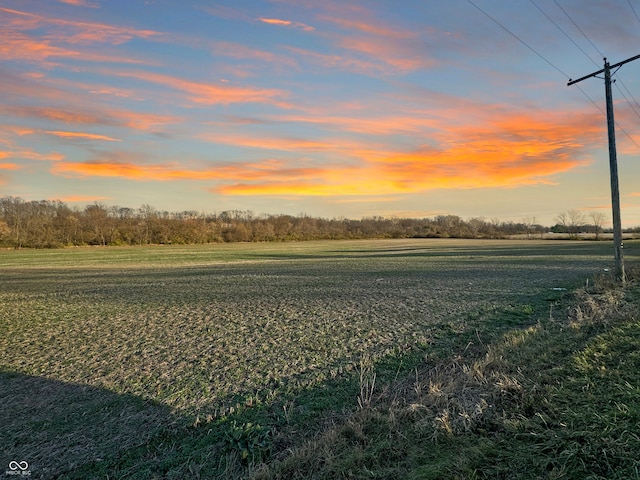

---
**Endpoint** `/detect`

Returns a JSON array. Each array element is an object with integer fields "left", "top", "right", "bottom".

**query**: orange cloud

[
  {"left": 0, "top": 7, "right": 161, "bottom": 71},
  {"left": 44, "top": 100, "right": 605, "bottom": 199},
  {"left": 55, "top": 194, "right": 110, "bottom": 202},
  {"left": 198, "top": 133, "right": 364, "bottom": 153},
  {"left": 260, "top": 18, "right": 292, "bottom": 26},
  {"left": 1, "top": 106, "right": 105, "bottom": 125},
  {"left": 1, "top": 105, "right": 180, "bottom": 130},
  {"left": 269, "top": 111, "right": 442, "bottom": 135},
  {"left": 0, "top": 7, "right": 161, "bottom": 46},
  {"left": 305, "top": 7, "right": 446, "bottom": 74},
  {"left": 53, "top": 161, "right": 182, "bottom": 180},
  {"left": 339, "top": 36, "right": 436, "bottom": 72},
  {"left": 0, "top": 29, "right": 153, "bottom": 65},
  {"left": 115, "top": 71, "right": 288, "bottom": 106},
  {"left": 0, "top": 162, "right": 22, "bottom": 170},
  {"left": 58, "top": 0, "right": 99, "bottom": 7},
  {"left": 259, "top": 17, "right": 314, "bottom": 31},
  {"left": 209, "top": 110, "right": 603, "bottom": 197},
  {"left": 0, "top": 30, "right": 73, "bottom": 64},
  {"left": 0, "top": 148, "right": 64, "bottom": 162},
  {"left": 319, "top": 15, "right": 413, "bottom": 39},
  {"left": 0, "top": 125, "right": 36, "bottom": 137},
  {"left": 52, "top": 158, "right": 326, "bottom": 182},
  {"left": 44, "top": 131, "right": 121, "bottom": 142}
]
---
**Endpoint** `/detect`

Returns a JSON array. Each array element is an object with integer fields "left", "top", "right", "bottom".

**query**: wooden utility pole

[{"left": 568, "top": 54, "right": 640, "bottom": 283}]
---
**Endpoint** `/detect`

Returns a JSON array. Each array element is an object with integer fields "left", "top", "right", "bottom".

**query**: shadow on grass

[
  {"left": 0, "top": 371, "right": 176, "bottom": 479},
  {"left": 253, "top": 278, "right": 640, "bottom": 480},
  {"left": 243, "top": 240, "right": 629, "bottom": 263}
]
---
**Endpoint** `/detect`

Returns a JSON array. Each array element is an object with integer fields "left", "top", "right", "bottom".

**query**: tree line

[{"left": 0, "top": 196, "right": 632, "bottom": 248}]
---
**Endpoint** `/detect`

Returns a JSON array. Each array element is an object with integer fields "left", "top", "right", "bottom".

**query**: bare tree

[
  {"left": 556, "top": 210, "right": 585, "bottom": 239},
  {"left": 0, "top": 220, "right": 10, "bottom": 243},
  {"left": 521, "top": 216, "right": 536, "bottom": 238},
  {"left": 83, "top": 202, "right": 112, "bottom": 246},
  {"left": 590, "top": 211, "right": 607, "bottom": 240}
]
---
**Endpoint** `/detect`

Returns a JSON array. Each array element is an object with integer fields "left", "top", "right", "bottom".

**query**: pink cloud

[
  {"left": 44, "top": 131, "right": 121, "bottom": 142},
  {"left": 318, "top": 15, "right": 413, "bottom": 39},
  {"left": 0, "top": 6, "right": 163, "bottom": 72},
  {"left": 259, "top": 17, "right": 314, "bottom": 31},
  {"left": 58, "top": 0, "right": 99, "bottom": 7},
  {"left": 115, "top": 70, "right": 289, "bottom": 106},
  {"left": 212, "top": 41, "right": 298, "bottom": 69},
  {"left": 0, "top": 28, "right": 153, "bottom": 65},
  {"left": 0, "top": 7, "right": 161, "bottom": 46},
  {"left": 55, "top": 194, "right": 110, "bottom": 202},
  {"left": 339, "top": 36, "right": 434, "bottom": 72},
  {"left": 0, "top": 148, "right": 64, "bottom": 162},
  {"left": 285, "top": 46, "right": 385, "bottom": 74},
  {"left": 0, "top": 105, "right": 180, "bottom": 131}
]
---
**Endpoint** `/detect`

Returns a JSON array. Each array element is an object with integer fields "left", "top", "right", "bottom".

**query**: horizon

[
  {"left": 1, "top": 1, "right": 639, "bottom": 228},
  {"left": 4, "top": 194, "right": 634, "bottom": 230}
]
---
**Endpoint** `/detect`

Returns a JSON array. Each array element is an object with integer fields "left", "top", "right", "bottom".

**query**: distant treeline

[{"left": 0, "top": 196, "right": 634, "bottom": 248}]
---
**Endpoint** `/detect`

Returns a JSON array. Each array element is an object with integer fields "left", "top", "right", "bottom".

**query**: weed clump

[{"left": 224, "top": 421, "right": 272, "bottom": 465}]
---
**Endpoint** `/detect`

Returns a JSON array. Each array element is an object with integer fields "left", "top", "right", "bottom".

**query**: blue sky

[{"left": 1, "top": 0, "right": 639, "bottom": 226}]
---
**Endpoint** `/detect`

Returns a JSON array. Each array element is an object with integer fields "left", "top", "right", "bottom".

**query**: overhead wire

[
  {"left": 627, "top": 0, "right": 640, "bottom": 23},
  {"left": 544, "top": 0, "right": 640, "bottom": 148},
  {"left": 466, "top": 0, "right": 593, "bottom": 108},
  {"left": 529, "top": 0, "right": 599, "bottom": 68},
  {"left": 465, "top": 0, "right": 570, "bottom": 78},
  {"left": 621, "top": 0, "right": 640, "bottom": 114},
  {"left": 467, "top": 0, "right": 640, "bottom": 151},
  {"left": 552, "top": 0, "right": 604, "bottom": 59},
  {"left": 552, "top": 0, "right": 640, "bottom": 122},
  {"left": 616, "top": 82, "right": 640, "bottom": 122}
]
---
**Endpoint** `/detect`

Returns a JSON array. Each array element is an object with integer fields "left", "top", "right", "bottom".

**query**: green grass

[
  {"left": 1, "top": 239, "right": 638, "bottom": 478},
  {"left": 255, "top": 266, "right": 640, "bottom": 480}
]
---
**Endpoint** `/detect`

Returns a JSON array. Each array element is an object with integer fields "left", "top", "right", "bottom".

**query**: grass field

[{"left": 1, "top": 239, "right": 638, "bottom": 479}]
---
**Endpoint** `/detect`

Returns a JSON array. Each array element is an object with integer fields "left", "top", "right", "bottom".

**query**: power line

[
  {"left": 575, "top": 84, "right": 604, "bottom": 115},
  {"left": 467, "top": 0, "right": 640, "bottom": 151},
  {"left": 529, "top": 0, "right": 599, "bottom": 68},
  {"left": 617, "top": 123, "right": 640, "bottom": 150},
  {"left": 551, "top": 0, "right": 639, "bottom": 127},
  {"left": 466, "top": 0, "right": 570, "bottom": 78},
  {"left": 571, "top": 85, "right": 640, "bottom": 153},
  {"left": 618, "top": 79, "right": 640, "bottom": 114},
  {"left": 570, "top": 84, "right": 637, "bottom": 148},
  {"left": 553, "top": 0, "right": 604, "bottom": 59},
  {"left": 628, "top": 0, "right": 640, "bottom": 23},
  {"left": 615, "top": 82, "right": 640, "bottom": 122},
  {"left": 531, "top": 1, "right": 640, "bottom": 147}
]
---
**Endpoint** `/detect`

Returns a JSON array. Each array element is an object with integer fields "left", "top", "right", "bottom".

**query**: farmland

[{"left": 1, "top": 239, "right": 638, "bottom": 478}]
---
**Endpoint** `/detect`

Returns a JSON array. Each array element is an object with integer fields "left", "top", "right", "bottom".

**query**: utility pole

[{"left": 568, "top": 54, "right": 640, "bottom": 283}]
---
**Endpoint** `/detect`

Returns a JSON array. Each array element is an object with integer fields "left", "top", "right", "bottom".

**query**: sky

[{"left": 1, "top": 0, "right": 639, "bottom": 227}]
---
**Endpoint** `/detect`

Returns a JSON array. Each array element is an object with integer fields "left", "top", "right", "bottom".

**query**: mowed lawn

[{"left": 0, "top": 239, "right": 637, "bottom": 478}]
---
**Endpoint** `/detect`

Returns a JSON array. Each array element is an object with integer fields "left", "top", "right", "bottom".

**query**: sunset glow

[{"left": 1, "top": 0, "right": 639, "bottom": 226}]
